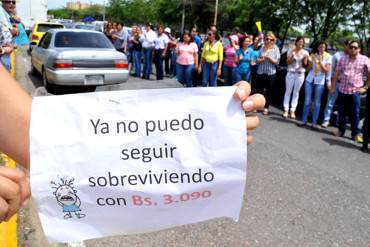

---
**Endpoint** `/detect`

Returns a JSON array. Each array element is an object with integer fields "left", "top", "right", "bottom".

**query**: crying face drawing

[{"left": 51, "top": 178, "right": 86, "bottom": 219}]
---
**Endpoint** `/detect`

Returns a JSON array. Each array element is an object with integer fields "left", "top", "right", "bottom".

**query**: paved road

[{"left": 15, "top": 47, "right": 370, "bottom": 247}]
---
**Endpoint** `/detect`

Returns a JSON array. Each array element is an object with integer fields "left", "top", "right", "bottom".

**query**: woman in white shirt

[
  {"left": 299, "top": 41, "right": 331, "bottom": 128},
  {"left": 283, "top": 37, "right": 309, "bottom": 119},
  {"left": 153, "top": 25, "right": 169, "bottom": 80}
]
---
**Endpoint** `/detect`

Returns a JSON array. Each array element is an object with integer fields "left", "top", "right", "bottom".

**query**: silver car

[{"left": 31, "top": 29, "right": 129, "bottom": 92}]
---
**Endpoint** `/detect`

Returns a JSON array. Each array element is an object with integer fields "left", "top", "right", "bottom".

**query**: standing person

[
  {"left": 223, "top": 35, "right": 238, "bottom": 86},
  {"left": 104, "top": 22, "right": 113, "bottom": 42},
  {"left": 111, "top": 22, "right": 128, "bottom": 53},
  {"left": 1, "top": 0, "right": 18, "bottom": 35},
  {"left": 256, "top": 31, "right": 280, "bottom": 115},
  {"left": 198, "top": 30, "right": 223, "bottom": 87},
  {"left": 299, "top": 41, "right": 331, "bottom": 128},
  {"left": 130, "top": 26, "right": 142, "bottom": 77},
  {"left": 282, "top": 37, "right": 309, "bottom": 119},
  {"left": 175, "top": 30, "right": 198, "bottom": 87},
  {"left": 0, "top": 22, "right": 13, "bottom": 71},
  {"left": 361, "top": 85, "right": 369, "bottom": 153},
  {"left": 235, "top": 36, "right": 253, "bottom": 84},
  {"left": 250, "top": 35, "right": 261, "bottom": 94},
  {"left": 164, "top": 27, "right": 174, "bottom": 77},
  {"left": 191, "top": 27, "right": 202, "bottom": 86},
  {"left": 321, "top": 40, "right": 350, "bottom": 128},
  {"left": 140, "top": 23, "right": 157, "bottom": 80},
  {"left": 153, "top": 25, "right": 169, "bottom": 80},
  {"left": 331, "top": 40, "right": 370, "bottom": 141}
]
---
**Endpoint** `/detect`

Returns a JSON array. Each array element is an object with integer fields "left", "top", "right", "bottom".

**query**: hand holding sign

[{"left": 30, "top": 85, "right": 264, "bottom": 243}]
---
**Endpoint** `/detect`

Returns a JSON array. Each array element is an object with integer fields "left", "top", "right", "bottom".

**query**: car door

[{"left": 33, "top": 32, "right": 52, "bottom": 72}]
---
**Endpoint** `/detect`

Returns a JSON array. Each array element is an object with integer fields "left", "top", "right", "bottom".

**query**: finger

[
  {"left": 246, "top": 115, "right": 260, "bottom": 131},
  {"left": 247, "top": 135, "right": 253, "bottom": 144},
  {"left": 0, "top": 197, "right": 9, "bottom": 222},
  {"left": 242, "top": 93, "right": 266, "bottom": 112},
  {"left": 234, "top": 81, "right": 251, "bottom": 101},
  {"left": 0, "top": 177, "right": 21, "bottom": 221},
  {"left": 19, "top": 177, "right": 31, "bottom": 207},
  {"left": 0, "top": 166, "right": 27, "bottom": 184}
]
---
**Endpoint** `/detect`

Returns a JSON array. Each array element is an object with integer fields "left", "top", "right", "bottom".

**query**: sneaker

[
  {"left": 354, "top": 134, "right": 363, "bottom": 143},
  {"left": 262, "top": 108, "right": 269, "bottom": 115},
  {"left": 321, "top": 122, "right": 329, "bottom": 128},
  {"left": 290, "top": 112, "right": 296, "bottom": 119},
  {"left": 283, "top": 111, "right": 289, "bottom": 119},
  {"left": 297, "top": 122, "right": 307, "bottom": 127}
]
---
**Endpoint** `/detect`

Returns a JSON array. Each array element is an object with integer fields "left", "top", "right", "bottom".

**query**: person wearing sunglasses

[
  {"left": 198, "top": 30, "right": 223, "bottom": 87},
  {"left": 331, "top": 40, "right": 370, "bottom": 142},
  {"left": 1, "top": 0, "right": 18, "bottom": 36},
  {"left": 256, "top": 31, "right": 281, "bottom": 115}
]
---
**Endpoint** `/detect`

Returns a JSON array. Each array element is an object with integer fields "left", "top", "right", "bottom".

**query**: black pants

[
  {"left": 164, "top": 50, "right": 172, "bottom": 75},
  {"left": 250, "top": 65, "right": 258, "bottom": 94},
  {"left": 256, "top": 73, "right": 275, "bottom": 108},
  {"left": 154, "top": 49, "right": 164, "bottom": 80},
  {"left": 363, "top": 89, "right": 370, "bottom": 148}
]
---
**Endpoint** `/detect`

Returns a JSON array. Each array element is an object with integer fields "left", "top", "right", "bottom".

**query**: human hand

[
  {"left": 0, "top": 166, "right": 30, "bottom": 222},
  {"left": 197, "top": 66, "right": 202, "bottom": 74},
  {"left": 217, "top": 68, "right": 222, "bottom": 76},
  {"left": 359, "top": 87, "right": 367, "bottom": 94},
  {"left": 234, "top": 81, "right": 266, "bottom": 144}
]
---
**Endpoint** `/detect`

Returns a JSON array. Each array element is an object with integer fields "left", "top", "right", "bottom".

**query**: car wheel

[
  {"left": 30, "top": 62, "right": 38, "bottom": 75},
  {"left": 43, "top": 69, "right": 55, "bottom": 93}
]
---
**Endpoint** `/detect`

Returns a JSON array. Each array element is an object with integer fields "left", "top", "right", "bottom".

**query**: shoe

[
  {"left": 297, "top": 122, "right": 307, "bottom": 127},
  {"left": 361, "top": 146, "right": 369, "bottom": 153},
  {"left": 290, "top": 112, "right": 296, "bottom": 119},
  {"left": 312, "top": 124, "right": 320, "bottom": 130},
  {"left": 334, "top": 130, "right": 344, "bottom": 137},
  {"left": 283, "top": 111, "right": 289, "bottom": 119},
  {"left": 321, "top": 122, "right": 329, "bottom": 128},
  {"left": 354, "top": 134, "right": 363, "bottom": 143}
]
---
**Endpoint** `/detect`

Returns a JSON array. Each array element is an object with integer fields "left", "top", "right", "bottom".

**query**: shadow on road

[{"left": 322, "top": 137, "right": 360, "bottom": 150}]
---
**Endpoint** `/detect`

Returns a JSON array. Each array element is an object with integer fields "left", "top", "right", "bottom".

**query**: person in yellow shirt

[{"left": 198, "top": 31, "right": 223, "bottom": 87}]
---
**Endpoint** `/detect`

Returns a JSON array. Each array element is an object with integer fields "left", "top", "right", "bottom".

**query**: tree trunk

[{"left": 214, "top": 0, "right": 219, "bottom": 26}]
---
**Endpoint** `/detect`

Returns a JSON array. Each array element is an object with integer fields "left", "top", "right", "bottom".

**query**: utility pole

[
  {"left": 213, "top": 0, "right": 219, "bottom": 26},
  {"left": 103, "top": 0, "right": 106, "bottom": 21},
  {"left": 181, "top": 0, "right": 186, "bottom": 33}
]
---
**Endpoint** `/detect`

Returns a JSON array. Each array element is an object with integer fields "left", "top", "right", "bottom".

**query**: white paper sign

[{"left": 30, "top": 87, "right": 247, "bottom": 243}]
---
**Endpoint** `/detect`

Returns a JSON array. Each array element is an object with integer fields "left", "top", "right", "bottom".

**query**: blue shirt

[
  {"left": 236, "top": 48, "right": 253, "bottom": 73},
  {"left": 193, "top": 35, "right": 201, "bottom": 49}
]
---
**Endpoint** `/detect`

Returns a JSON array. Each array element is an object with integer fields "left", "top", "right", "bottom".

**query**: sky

[{"left": 48, "top": 0, "right": 105, "bottom": 9}]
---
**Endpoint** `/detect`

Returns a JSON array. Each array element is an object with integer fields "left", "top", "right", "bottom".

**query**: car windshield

[
  {"left": 54, "top": 32, "right": 113, "bottom": 48},
  {"left": 37, "top": 24, "right": 63, "bottom": 32}
]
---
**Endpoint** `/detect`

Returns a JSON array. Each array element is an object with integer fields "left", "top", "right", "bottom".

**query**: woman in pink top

[
  {"left": 176, "top": 30, "right": 199, "bottom": 87},
  {"left": 223, "top": 35, "right": 238, "bottom": 86}
]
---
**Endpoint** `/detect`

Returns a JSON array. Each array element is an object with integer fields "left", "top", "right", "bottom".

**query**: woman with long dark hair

[
  {"left": 283, "top": 37, "right": 309, "bottom": 119},
  {"left": 198, "top": 30, "right": 223, "bottom": 87},
  {"left": 175, "top": 30, "right": 199, "bottom": 87},
  {"left": 299, "top": 41, "right": 331, "bottom": 128}
]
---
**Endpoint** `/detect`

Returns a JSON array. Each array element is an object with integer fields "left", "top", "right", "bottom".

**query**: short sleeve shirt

[
  {"left": 223, "top": 45, "right": 236, "bottom": 67},
  {"left": 236, "top": 48, "right": 253, "bottom": 73},
  {"left": 306, "top": 53, "right": 332, "bottom": 85},
  {"left": 257, "top": 45, "right": 280, "bottom": 75},
  {"left": 337, "top": 54, "right": 370, "bottom": 94},
  {"left": 287, "top": 49, "right": 309, "bottom": 73},
  {"left": 154, "top": 34, "right": 169, "bottom": 50},
  {"left": 176, "top": 42, "right": 198, "bottom": 65}
]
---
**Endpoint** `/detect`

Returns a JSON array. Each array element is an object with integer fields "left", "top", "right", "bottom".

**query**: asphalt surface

[{"left": 15, "top": 47, "right": 370, "bottom": 247}]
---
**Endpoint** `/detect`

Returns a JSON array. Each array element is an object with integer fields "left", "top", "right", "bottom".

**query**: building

[
  {"left": 16, "top": 0, "right": 48, "bottom": 30},
  {"left": 67, "top": 1, "right": 91, "bottom": 10}
]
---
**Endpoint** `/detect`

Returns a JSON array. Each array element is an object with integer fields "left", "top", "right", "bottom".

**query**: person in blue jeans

[
  {"left": 322, "top": 40, "right": 349, "bottom": 128},
  {"left": 299, "top": 41, "right": 331, "bottom": 128},
  {"left": 130, "top": 27, "right": 142, "bottom": 77},
  {"left": 235, "top": 36, "right": 253, "bottom": 83},
  {"left": 175, "top": 31, "right": 199, "bottom": 87},
  {"left": 140, "top": 23, "right": 157, "bottom": 79}
]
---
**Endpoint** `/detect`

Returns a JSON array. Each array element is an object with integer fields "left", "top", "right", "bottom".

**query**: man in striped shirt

[{"left": 331, "top": 40, "right": 370, "bottom": 141}]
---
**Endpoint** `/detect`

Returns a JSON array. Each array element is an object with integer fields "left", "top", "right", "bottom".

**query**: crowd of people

[{"left": 103, "top": 22, "right": 370, "bottom": 153}]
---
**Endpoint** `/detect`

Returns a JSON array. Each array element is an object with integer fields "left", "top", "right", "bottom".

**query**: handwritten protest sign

[{"left": 30, "top": 87, "right": 247, "bottom": 243}]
